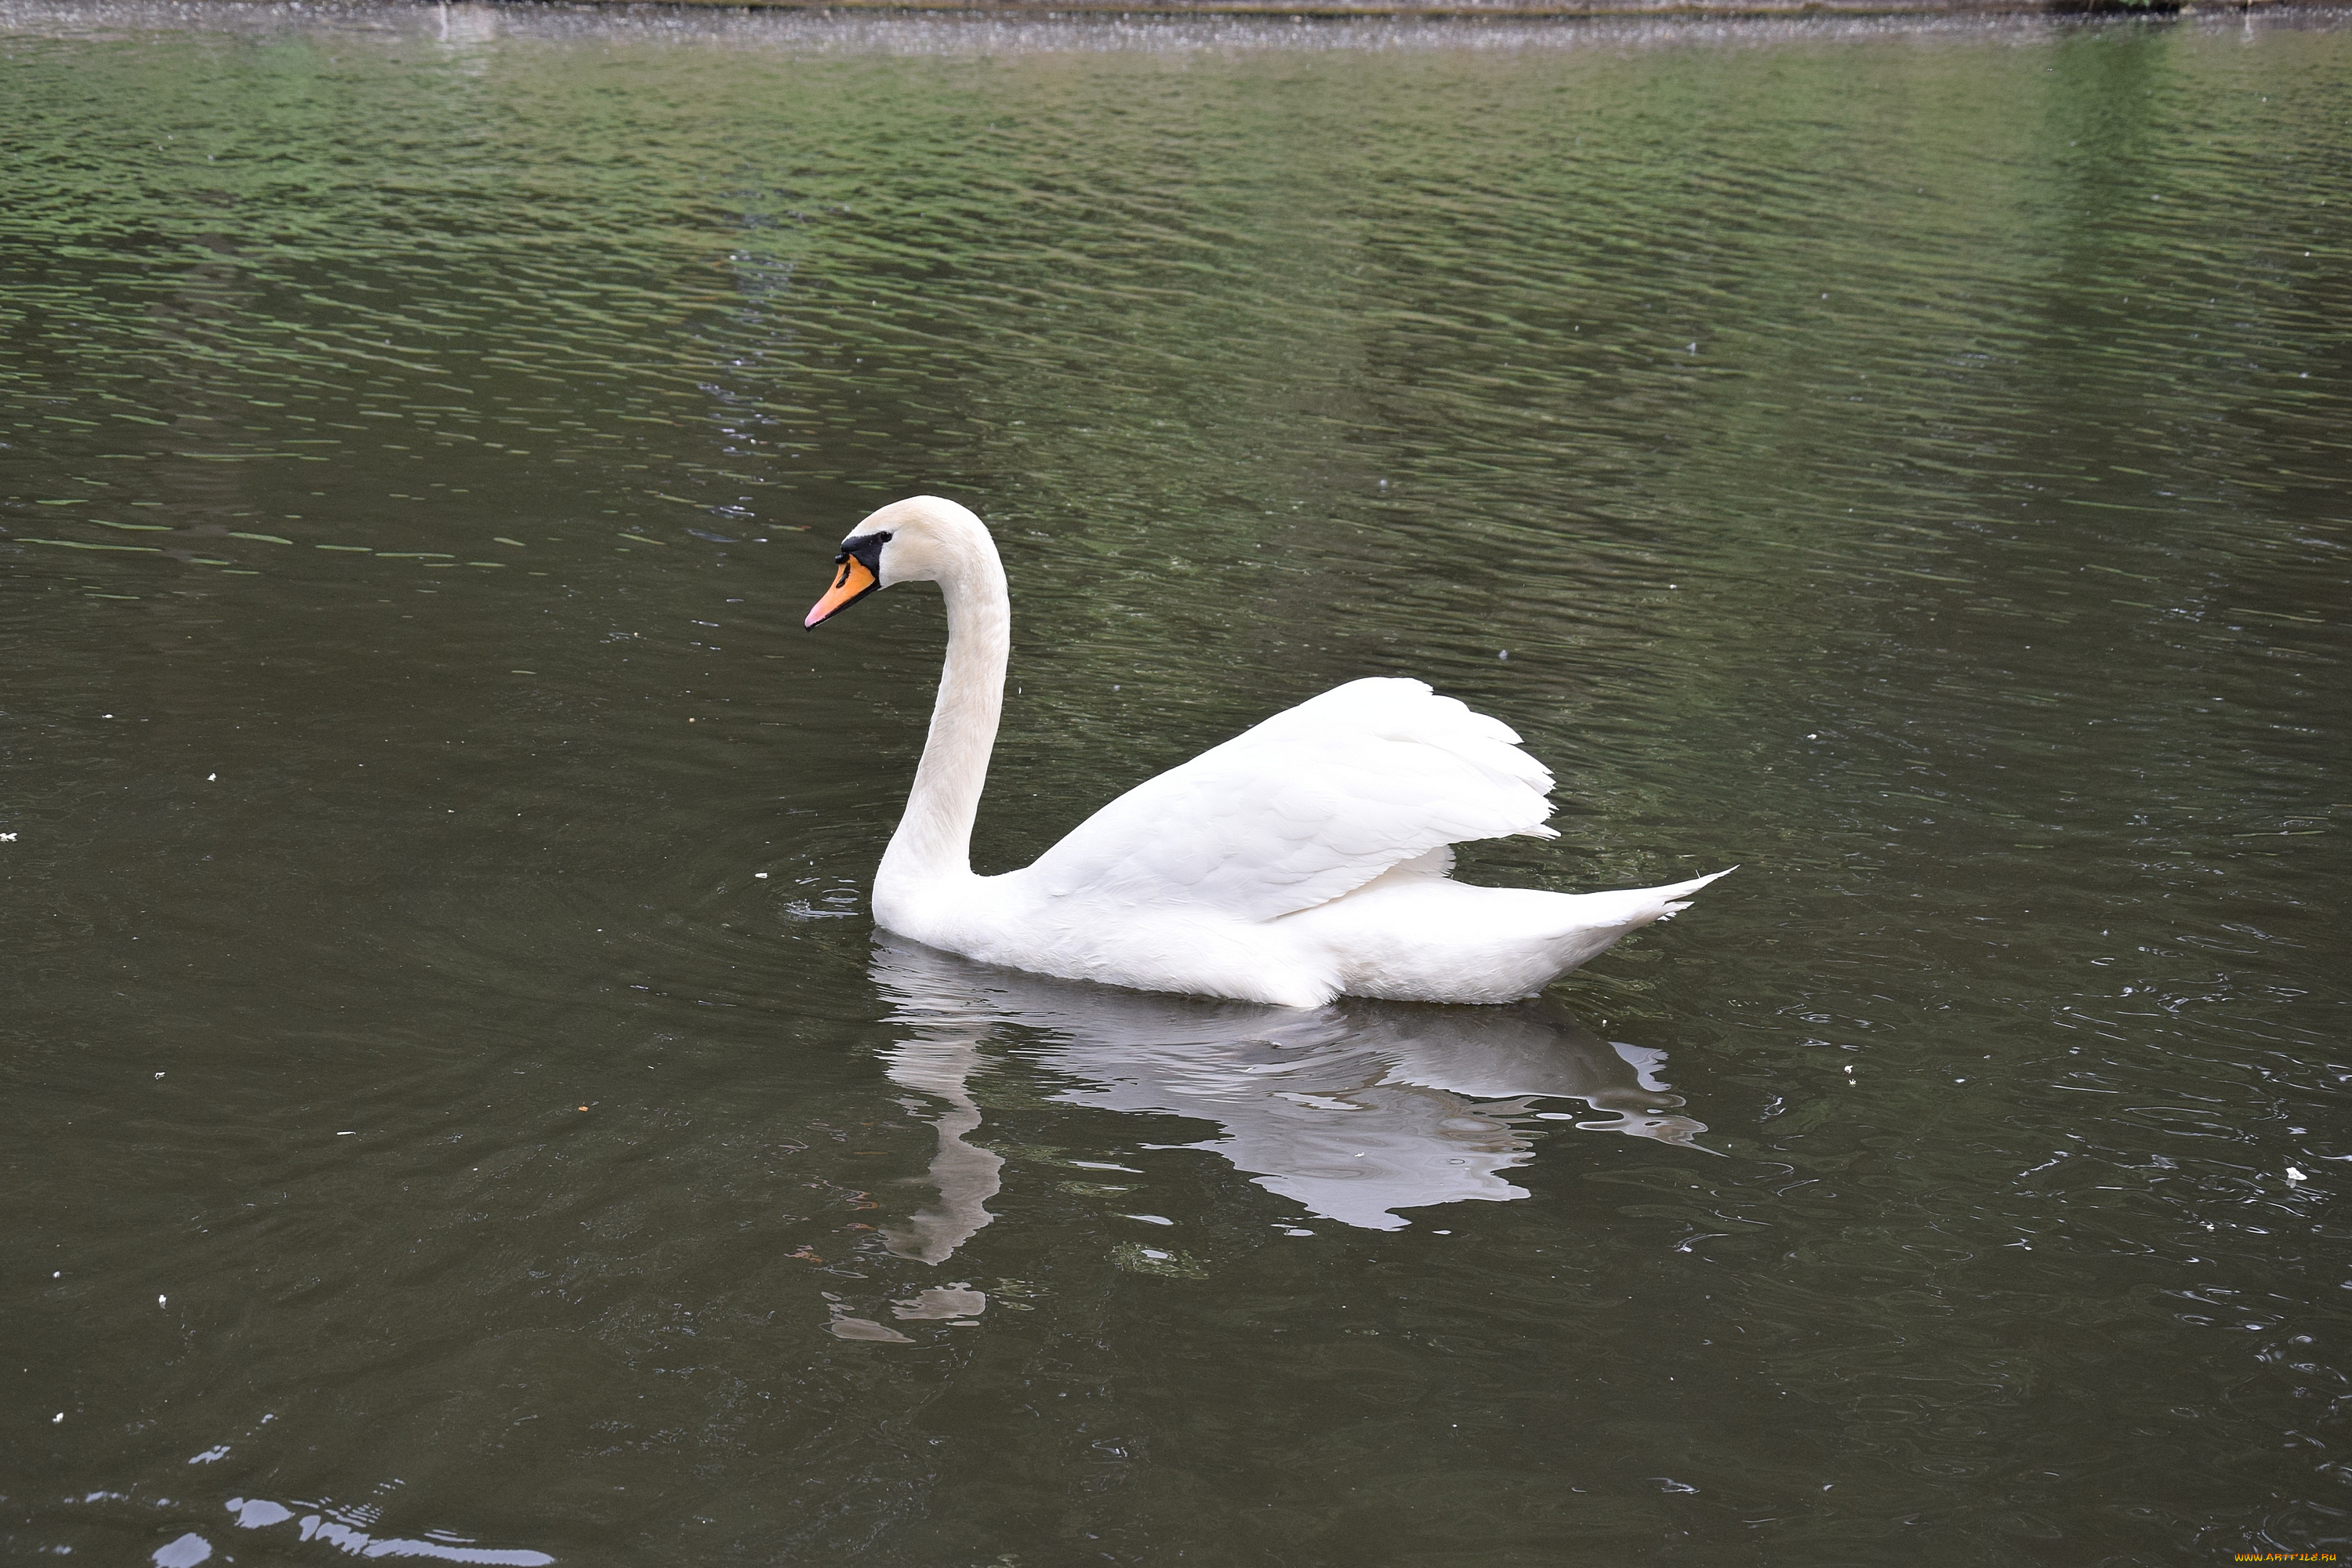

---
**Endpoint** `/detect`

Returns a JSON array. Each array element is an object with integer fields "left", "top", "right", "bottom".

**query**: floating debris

[{"left": 1111, "top": 1242, "right": 1206, "bottom": 1279}]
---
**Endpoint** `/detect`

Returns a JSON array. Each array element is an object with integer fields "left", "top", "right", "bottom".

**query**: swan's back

[{"left": 1022, "top": 677, "right": 1556, "bottom": 920}]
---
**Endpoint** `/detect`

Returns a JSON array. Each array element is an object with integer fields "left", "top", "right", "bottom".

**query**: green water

[{"left": 4, "top": 4, "right": 2348, "bottom": 1563}]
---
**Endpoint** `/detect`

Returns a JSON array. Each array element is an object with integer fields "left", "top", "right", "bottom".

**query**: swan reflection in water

[{"left": 866, "top": 935, "right": 1708, "bottom": 1262}]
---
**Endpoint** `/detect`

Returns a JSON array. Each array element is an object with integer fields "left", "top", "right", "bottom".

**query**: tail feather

[
  {"left": 1650, "top": 866, "right": 1737, "bottom": 921},
  {"left": 1555, "top": 866, "right": 1735, "bottom": 935}
]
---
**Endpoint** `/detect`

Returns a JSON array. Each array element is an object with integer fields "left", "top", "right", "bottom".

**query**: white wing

[{"left": 1022, "top": 677, "right": 1556, "bottom": 923}]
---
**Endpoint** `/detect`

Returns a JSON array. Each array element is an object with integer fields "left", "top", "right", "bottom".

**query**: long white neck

[{"left": 874, "top": 536, "right": 1009, "bottom": 907}]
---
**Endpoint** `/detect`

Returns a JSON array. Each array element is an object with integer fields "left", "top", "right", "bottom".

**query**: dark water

[{"left": 4, "top": 2, "right": 2349, "bottom": 1562}]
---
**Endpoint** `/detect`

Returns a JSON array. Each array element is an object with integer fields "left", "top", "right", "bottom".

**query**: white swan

[{"left": 805, "top": 495, "right": 1729, "bottom": 1008}]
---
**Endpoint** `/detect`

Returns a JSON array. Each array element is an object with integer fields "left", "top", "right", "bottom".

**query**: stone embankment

[{"left": 627, "top": 0, "right": 2314, "bottom": 20}]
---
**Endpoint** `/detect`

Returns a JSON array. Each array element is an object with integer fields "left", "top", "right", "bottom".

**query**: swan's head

[{"left": 804, "top": 495, "right": 990, "bottom": 629}]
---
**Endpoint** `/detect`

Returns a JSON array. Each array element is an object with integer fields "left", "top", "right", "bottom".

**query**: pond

[{"left": 3, "top": 2, "right": 2347, "bottom": 1562}]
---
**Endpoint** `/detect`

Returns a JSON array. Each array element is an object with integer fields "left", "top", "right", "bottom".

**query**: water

[{"left": 3, "top": 2, "right": 2348, "bottom": 1561}]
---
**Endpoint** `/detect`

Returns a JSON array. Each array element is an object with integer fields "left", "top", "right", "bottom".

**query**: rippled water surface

[{"left": 4, "top": 3, "right": 2349, "bottom": 1562}]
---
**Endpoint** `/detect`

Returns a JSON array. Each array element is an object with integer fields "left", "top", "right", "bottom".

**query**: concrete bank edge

[{"left": 528, "top": 0, "right": 2329, "bottom": 20}]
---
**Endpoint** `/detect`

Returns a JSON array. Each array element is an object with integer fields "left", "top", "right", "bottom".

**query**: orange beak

[{"left": 805, "top": 554, "right": 879, "bottom": 628}]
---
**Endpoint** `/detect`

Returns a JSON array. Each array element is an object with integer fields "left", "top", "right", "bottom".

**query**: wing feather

[{"left": 1024, "top": 678, "right": 1556, "bottom": 921}]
